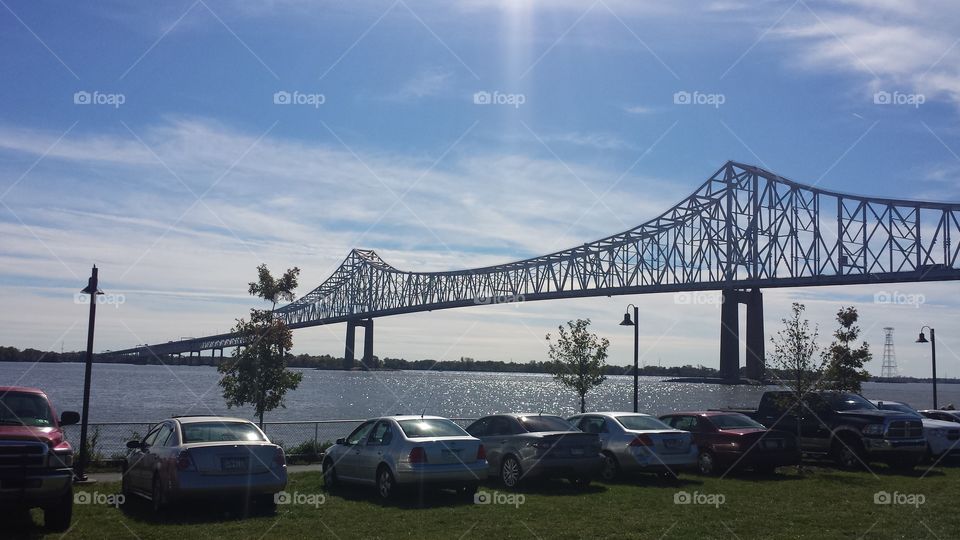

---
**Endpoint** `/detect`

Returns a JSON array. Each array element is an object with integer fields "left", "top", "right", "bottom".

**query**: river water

[{"left": 3, "top": 362, "right": 957, "bottom": 422}]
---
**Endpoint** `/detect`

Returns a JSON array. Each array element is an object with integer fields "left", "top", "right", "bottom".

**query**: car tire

[
  {"left": 121, "top": 465, "right": 133, "bottom": 499},
  {"left": 458, "top": 483, "right": 478, "bottom": 500},
  {"left": 754, "top": 463, "right": 777, "bottom": 475},
  {"left": 500, "top": 456, "right": 522, "bottom": 490},
  {"left": 322, "top": 459, "right": 338, "bottom": 490},
  {"left": 599, "top": 452, "right": 619, "bottom": 482},
  {"left": 832, "top": 437, "right": 864, "bottom": 470},
  {"left": 886, "top": 457, "right": 918, "bottom": 472},
  {"left": 376, "top": 466, "right": 395, "bottom": 500},
  {"left": 151, "top": 475, "right": 167, "bottom": 513},
  {"left": 44, "top": 489, "right": 73, "bottom": 532},
  {"left": 697, "top": 451, "right": 716, "bottom": 476},
  {"left": 568, "top": 476, "right": 592, "bottom": 490},
  {"left": 254, "top": 493, "right": 277, "bottom": 513}
]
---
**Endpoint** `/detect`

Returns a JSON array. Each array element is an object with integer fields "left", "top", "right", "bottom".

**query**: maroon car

[{"left": 659, "top": 411, "right": 799, "bottom": 475}]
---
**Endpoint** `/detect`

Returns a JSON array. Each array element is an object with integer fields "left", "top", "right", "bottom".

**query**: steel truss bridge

[{"left": 109, "top": 161, "right": 960, "bottom": 380}]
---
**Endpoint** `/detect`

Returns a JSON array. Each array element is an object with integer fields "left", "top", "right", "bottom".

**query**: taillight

[
  {"left": 629, "top": 435, "right": 654, "bottom": 447},
  {"left": 476, "top": 444, "right": 486, "bottom": 461},
  {"left": 409, "top": 447, "right": 427, "bottom": 464},
  {"left": 274, "top": 447, "right": 286, "bottom": 467},
  {"left": 176, "top": 450, "right": 196, "bottom": 471}
]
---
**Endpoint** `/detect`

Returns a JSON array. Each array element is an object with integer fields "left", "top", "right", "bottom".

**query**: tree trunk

[
  {"left": 580, "top": 394, "right": 585, "bottom": 413},
  {"left": 259, "top": 410, "right": 265, "bottom": 430}
]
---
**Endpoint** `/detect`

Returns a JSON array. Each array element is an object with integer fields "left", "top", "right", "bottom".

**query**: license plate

[
  {"left": 570, "top": 448, "right": 584, "bottom": 456},
  {"left": 664, "top": 439, "right": 681, "bottom": 448},
  {"left": 763, "top": 440, "right": 782, "bottom": 450},
  {"left": 221, "top": 457, "right": 248, "bottom": 471}
]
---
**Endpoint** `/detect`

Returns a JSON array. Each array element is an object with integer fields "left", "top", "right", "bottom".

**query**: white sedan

[{"left": 873, "top": 401, "right": 960, "bottom": 459}]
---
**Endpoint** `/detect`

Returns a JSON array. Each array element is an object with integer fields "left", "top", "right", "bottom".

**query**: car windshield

[
  {"left": 825, "top": 393, "right": 877, "bottom": 411},
  {"left": 0, "top": 392, "right": 54, "bottom": 427},
  {"left": 181, "top": 422, "right": 266, "bottom": 443},
  {"left": 518, "top": 415, "right": 573, "bottom": 432},
  {"left": 616, "top": 415, "right": 671, "bottom": 431},
  {"left": 877, "top": 402, "right": 917, "bottom": 415},
  {"left": 710, "top": 414, "right": 765, "bottom": 429},
  {"left": 398, "top": 419, "right": 468, "bottom": 438}
]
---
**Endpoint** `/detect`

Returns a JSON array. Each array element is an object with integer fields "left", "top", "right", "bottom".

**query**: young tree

[
  {"left": 546, "top": 319, "right": 609, "bottom": 413},
  {"left": 768, "top": 302, "right": 825, "bottom": 466},
  {"left": 219, "top": 265, "right": 303, "bottom": 428},
  {"left": 823, "top": 307, "right": 872, "bottom": 393}
]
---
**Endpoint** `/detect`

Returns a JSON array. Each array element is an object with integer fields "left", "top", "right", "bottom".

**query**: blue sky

[{"left": 3, "top": 0, "right": 960, "bottom": 377}]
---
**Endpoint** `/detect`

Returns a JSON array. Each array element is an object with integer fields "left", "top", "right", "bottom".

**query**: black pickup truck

[{"left": 731, "top": 391, "right": 927, "bottom": 470}]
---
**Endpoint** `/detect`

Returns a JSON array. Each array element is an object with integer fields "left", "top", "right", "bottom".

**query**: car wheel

[
  {"left": 697, "top": 451, "right": 716, "bottom": 476},
  {"left": 500, "top": 456, "right": 522, "bottom": 489},
  {"left": 599, "top": 452, "right": 619, "bottom": 482},
  {"left": 754, "top": 463, "right": 777, "bottom": 475},
  {"left": 886, "top": 457, "right": 918, "bottom": 472},
  {"left": 376, "top": 466, "right": 395, "bottom": 500},
  {"left": 458, "top": 483, "right": 478, "bottom": 500},
  {"left": 568, "top": 476, "right": 592, "bottom": 490},
  {"left": 832, "top": 438, "right": 864, "bottom": 470},
  {"left": 151, "top": 475, "right": 167, "bottom": 512},
  {"left": 44, "top": 489, "right": 73, "bottom": 532},
  {"left": 322, "top": 459, "right": 337, "bottom": 490},
  {"left": 254, "top": 493, "right": 278, "bottom": 513}
]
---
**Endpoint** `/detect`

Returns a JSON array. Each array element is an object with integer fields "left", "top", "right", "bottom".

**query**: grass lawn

[{"left": 11, "top": 463, "right": 960, "bottom": 539}]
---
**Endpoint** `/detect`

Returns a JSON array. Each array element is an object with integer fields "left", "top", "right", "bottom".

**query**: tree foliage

[
  {"left": 219, "top": 265, "right": 303, "bottom": 428},
  {"left": 823, "top": 306, "right": 872, "bottom": 393},
  {"left": 546, "top": 318, "right": 609, "bottom": 413}
]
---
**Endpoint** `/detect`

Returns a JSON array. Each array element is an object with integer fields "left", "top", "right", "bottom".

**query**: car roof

[
  {"left": 0, "top": 386, "right": 45, "bottom": 395},
  {"left": 172, "top": 416, "right": 254, "bottom": 424},
  {"left": 571, "top": 411, "right": 655, "bottom": 418},
  {"left": 369, "top": 415, "right": 451, "bottom": 422},
  {"left": 661, "top": 411, "right": 739, "bottom": 417}
]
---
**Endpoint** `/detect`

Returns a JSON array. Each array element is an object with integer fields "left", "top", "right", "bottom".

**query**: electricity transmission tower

[{"left": 881, "top": 327, "right": 899, "bottom": 378}]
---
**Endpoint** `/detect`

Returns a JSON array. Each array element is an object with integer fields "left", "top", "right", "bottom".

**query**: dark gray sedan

[{"left": 465, "top": 413, "right": 601, "bottom": 489}]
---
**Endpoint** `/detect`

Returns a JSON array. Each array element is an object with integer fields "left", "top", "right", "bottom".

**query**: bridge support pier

[
  {"left": 344, "top": 319, "right": 375, "bottom": 370},
  {"left": 719, "top": 288, "right": 765, "bottom": 382}
]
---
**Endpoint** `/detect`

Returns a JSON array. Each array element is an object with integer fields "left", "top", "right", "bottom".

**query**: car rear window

[
  {"left": 518, "top": 415, "right": 573, "bottom": 432},
  {"left": 0, "top": 392, "right": 54, "bottom": 427},
  {"left": 398, "top": 419, "right": 468, "bottom": 438},
  {"left": 181, "top": 422, "right": 266, "bottom": 443},
  {"left": 616, "top": 415, "right": 671, "bottom": 431},
  {"left": 709, "top": 414, "right": 765, "bottom": 429}
]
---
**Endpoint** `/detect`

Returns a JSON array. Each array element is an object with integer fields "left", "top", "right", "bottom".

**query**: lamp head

[
  {"left": 916, "top": 332, "right": 929, "bottom": 343},
  {"left": 620, "top": 312, "right": 635, "bottom": 326}
]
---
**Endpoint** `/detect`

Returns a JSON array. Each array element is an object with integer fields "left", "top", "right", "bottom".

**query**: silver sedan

[
  {"left": 568, "top": 412, "right": 697, "bottom": 481},
  {"left": 122, "top": 416, "right": 287, "bottom": 511},
  {"left": 322, "top": 415, "right": 487, "bottom": 499}
]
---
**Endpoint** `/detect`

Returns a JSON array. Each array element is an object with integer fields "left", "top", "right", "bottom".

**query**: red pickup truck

[{"left": 0, "top": 386, "right": 80, "bottom": 531}]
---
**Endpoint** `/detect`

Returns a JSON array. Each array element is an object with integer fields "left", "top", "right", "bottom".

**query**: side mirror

[
  {"left": 126, "top": 440, "right": 142, "bottom": 450},
  {"left": 60, "top": 411, "right": 80, "bottom": 426},
  {"left": 335, "top": 438, "right": 346, "bottom": 445}
]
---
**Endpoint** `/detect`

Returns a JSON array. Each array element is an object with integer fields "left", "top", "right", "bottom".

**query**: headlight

[
  {"left": 928, "top": 429, "right": 947, "bottom": 438},
  {"left": 862, "top": 424, "right": 885, "bottom": 436}
]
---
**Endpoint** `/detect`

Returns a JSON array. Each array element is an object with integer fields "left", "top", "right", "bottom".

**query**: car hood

[
  {"left": 717, "top": 427, "right": 767, "bottom": 436},
  {"left": 922, "top": 418, "right": 960, "bottom": 430},
  {"left": 0, "top": 425, "right": 64, "bottom": 446},
  {"left": 837, "top": 409, "right": 914, "bottom": 421}
]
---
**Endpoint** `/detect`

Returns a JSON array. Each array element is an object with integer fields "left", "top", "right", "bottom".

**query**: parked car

[
  {"left": 872, "top": 401, "right": 960, "bottom": 460},
  {"left": 322, "top": 415, "right": 486, "bottom": 499},
  {"left": 918, "top": 409, "right": 960, "bottom": 424},
  {"left": 567, "top": 412, "right": 697, "bottom": 481},
  {"left": 728, "top": 391, "right": 926, "bottom": 470},
  {"left": 465, "top": 413, "right": 601, "bottom": 489},
  {"left": 659, "top": 411, "right": 800, "bottom": 475},
  {"left": 122, "top": 416, "right": 287, "bottom": 511},
  {"left": 0, "top": 386, "right": 79, "bottom": 531}
]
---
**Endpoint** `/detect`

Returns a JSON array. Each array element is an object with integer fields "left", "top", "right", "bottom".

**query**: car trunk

[
  {"left": 724, "top": 429, "right": 793, "bottom": 452},
  {"left": 413, "top": 437, "right": 481, "bottom": 465},
  {"left": 185, "top": 443, "right": 278, "bottom": 475},
  {"left": 634, "top": 430, "right": 693, "bottom": 455},
  {"left": 532, "top": 432, "right": 599, "bottom": 458}
]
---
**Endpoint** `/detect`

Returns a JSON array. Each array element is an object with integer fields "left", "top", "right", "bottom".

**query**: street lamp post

[
  {"left": 619, "top": 304, "right": 639, "bottom": 413},
  {"left": 76, "top": 265, "right": 103, "bottom": 482},
  {"left": 916, "top": 327, "right": 938, "bottom": 409}
]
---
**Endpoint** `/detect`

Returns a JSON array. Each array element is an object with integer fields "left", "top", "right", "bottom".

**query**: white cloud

[{"left": 382, "top": 70, "right": 454, "bottom": 101}]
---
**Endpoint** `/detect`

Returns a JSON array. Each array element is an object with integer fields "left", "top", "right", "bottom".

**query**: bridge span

[{"left": 108, "top": 161, "right": 960, "bottom": 380}]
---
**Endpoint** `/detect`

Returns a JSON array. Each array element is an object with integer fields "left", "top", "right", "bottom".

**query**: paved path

[{"left": 84, "top": 463, "right": 323, "bottom": 483}]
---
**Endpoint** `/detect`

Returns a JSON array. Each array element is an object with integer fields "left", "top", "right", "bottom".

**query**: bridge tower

[
  {"left": 719, "top": 288, "right": 765, "bottom": 382},
  {"left": 880, "top": 327, "right": 899, "bottom": 378},
  {"left": 344, "top": 319, "right": 375, "bottom": 370}
]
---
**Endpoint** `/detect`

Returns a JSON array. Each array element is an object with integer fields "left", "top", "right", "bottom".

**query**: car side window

[
  {"left": 579, "top": 416, "right": 605, "bottom": 434},
  {"left": 346, "top": 421, "right": 374, "bottom": 445},
  {"left": 669, "top": 416, "right": 697, "bottom": 432},
  {"left": 466, "top": 418, "right": 489, "bottom": 437},
  {"left": 487, "top": 417, "right": 511, "bottom": 436},
  {"left": 141, "top": 425, "right": 162, "bottom": 447},
  {"left": 367, "top": 421, "right": 393, "bottom": 446},
  {"left": 154, "top": 424, "right": 175, "bottom": 447}
]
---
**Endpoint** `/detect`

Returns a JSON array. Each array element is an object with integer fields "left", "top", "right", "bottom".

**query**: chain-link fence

[{"left": 64, "top": 418, "right": 478, "bottom": 466}]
